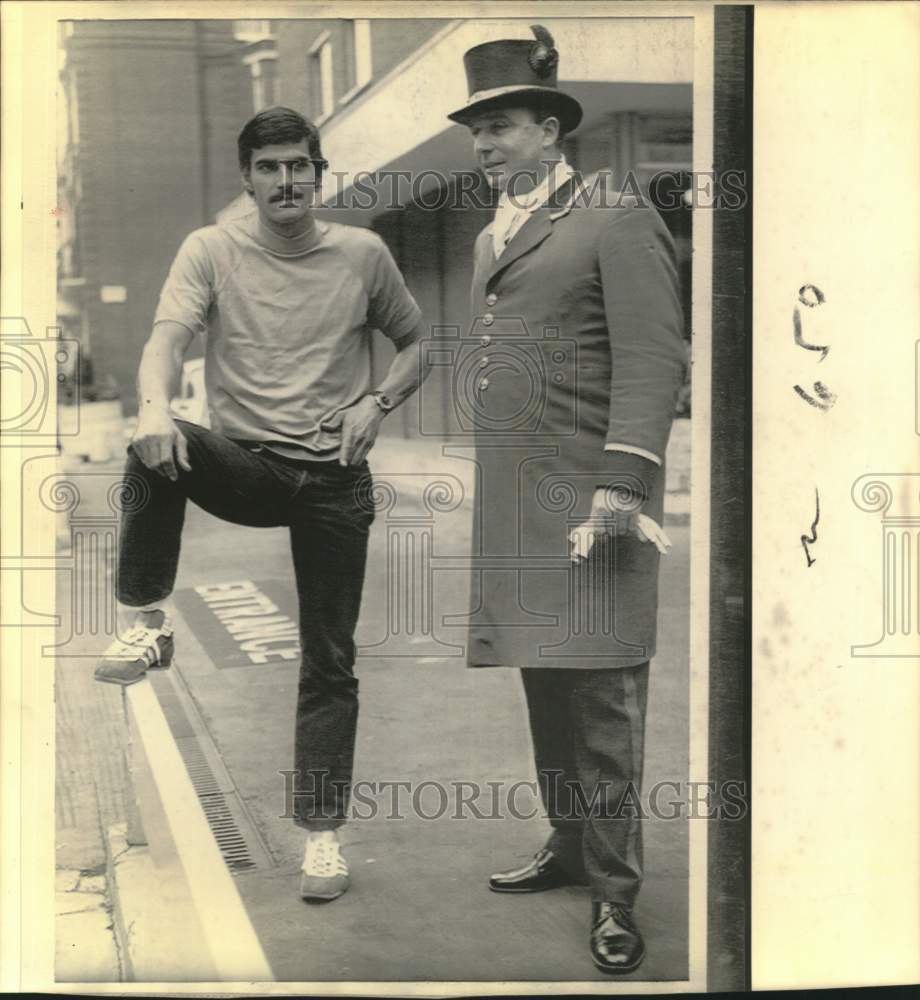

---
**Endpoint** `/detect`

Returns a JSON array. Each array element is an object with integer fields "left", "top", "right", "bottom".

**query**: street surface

[{"left": 55, "top": 437, "right": 690, "bottom": 983}]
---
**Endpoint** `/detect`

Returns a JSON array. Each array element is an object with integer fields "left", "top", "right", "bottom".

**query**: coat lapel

[
  {"left": 484, "top": 210, "right": 553, "bottom": 287},
  {"left": 483, "top": 173, "right": 585, "bottom": 288},
  {"left": 471, "top": 225, "right": 496, "bottom": 297}
]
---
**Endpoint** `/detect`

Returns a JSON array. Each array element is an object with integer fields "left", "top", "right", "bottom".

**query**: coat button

[
  {"left": 479, "top": 356, "right": 489, "bottom": 367},
  {"left": 479, "top": 377, "right": 490, "bottom": 390},
  {"left": 482, "top": 314, "right": 494, "bottom": 326},
  {"left": 485, "top": 293, "right": 497, "bottom": 306},
  {"left": 480, "top": 335, "right": 492, "bottom": 346}
]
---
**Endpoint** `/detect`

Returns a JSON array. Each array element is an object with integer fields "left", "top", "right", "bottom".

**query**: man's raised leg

[{"left": 96, "top": 421, "right": 295, "bottom": 685}]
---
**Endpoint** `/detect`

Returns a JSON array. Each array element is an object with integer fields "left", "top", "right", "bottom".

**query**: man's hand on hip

[
  {"left": 131, "top": 407, "right": 191, "bottom": 481},
  {"left": 321, "top": 396, "right": 385, "bottom": 467},
  {"left": 568, "top": 487, "right": 672, "bottom": 561}
]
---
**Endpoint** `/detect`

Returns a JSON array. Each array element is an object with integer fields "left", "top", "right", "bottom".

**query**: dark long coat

[{"left": 462, "top": 173, "right": 686, "bottom": 670}]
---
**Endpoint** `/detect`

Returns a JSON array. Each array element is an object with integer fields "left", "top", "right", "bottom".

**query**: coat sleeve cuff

[
  {"left": 604, "top": 443, "right": 661, "bottom": 466},
  {"left": 596, "top": 451, "right": 660, "bottom": 502}
]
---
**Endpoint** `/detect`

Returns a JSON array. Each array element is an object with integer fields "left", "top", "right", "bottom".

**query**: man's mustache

[
  {"left": 269, "top": 191, "right": 308, "bottom": 203},
  {"left": 268, "top": 179, "right": 320, "bottom": 203}
]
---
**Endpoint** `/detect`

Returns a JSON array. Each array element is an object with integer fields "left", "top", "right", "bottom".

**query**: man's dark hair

[
  {"left": 237, "top": 106, "right": 325, "bottom": 171},
  {"left": 487, "top": 94, "right": 567, "bottom": 143},
  {"left": 524, "top": 97, "right": 568, "bottom": 144}
]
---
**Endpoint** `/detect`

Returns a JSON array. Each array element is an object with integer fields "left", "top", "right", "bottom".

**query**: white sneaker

[
  {"left": 299, "top": 832, "right": 350, "bottom": 901},
  {"left": 94, "top": 610, "right": 174, "bottom": 685}
]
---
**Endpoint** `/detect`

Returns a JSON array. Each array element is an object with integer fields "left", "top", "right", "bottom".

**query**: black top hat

[{"left": 447, "top": 25, "right": 583, "bottom": 134}]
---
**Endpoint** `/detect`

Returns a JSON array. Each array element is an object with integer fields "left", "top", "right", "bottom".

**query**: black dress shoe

[
  {"left": 590, "top": 901, "right": 646, "bottom": 974},
  {"left": 488, "top": 848, "right": 581, "bottom": 893}
]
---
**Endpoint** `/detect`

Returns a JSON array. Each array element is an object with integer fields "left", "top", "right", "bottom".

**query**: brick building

[{"left": 57, "top": 20, "right": 253, "bottom": 409}]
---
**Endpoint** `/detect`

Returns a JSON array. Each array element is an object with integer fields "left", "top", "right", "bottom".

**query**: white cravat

[{"left": 491, "top": 158, "right": 575, "bottom": 258}]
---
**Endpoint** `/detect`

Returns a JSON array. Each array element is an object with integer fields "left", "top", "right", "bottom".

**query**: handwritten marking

[
  {"left": 797, "top": 284, "right": 826, "bottom": 308},
  {"left": 793, "top": 299, "right": 829, "bottom": 361},
  {"left": 801, "top": 488, "right": 820, "bottom": 567},
  {"left": 793, "top": 381, "right": 837, "bottom": 411},
  {"left": 792, "top": 308, "right": 829, "bottom": 361},
  {"left": 793, "top": 284, "right": 836, "bottom": 409}
]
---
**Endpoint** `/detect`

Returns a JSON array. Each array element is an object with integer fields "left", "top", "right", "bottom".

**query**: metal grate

[
  {"left": 150, "top": 670, "right": 274, "bottom": 874},
  {"left": 173, "top": 737, "right": 257, "bottom": 872}
]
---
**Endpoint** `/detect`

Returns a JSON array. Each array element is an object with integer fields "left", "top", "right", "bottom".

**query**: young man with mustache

[{"left": 95, "top": 106, "right": 429, "bottom": 903}]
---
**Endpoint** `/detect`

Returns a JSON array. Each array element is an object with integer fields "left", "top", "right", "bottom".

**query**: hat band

[{"left": 463, "top": 84, "right": 559, "bottom": 107}]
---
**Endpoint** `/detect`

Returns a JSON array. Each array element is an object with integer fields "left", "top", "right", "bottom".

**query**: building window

[
  {"left": 308, "top": 32, "right": 334, "bottom": 122},
  {"left": 247, "top": 54, "right": 279, "bottom": 111},
  {"left": 342, "top": 19, "right": 372, "bottom": 100},
  {"left": 234, "top": 20, "right": 274, "bottom": 43},
  {"left": 67, "top": 72, "right": 80, "bottom": 148},
  {"left": 237, "top": 19, "right": 278, "bottom": 111}
]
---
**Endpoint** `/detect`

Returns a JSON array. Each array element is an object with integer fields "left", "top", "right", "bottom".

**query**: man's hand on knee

[{"left": 131, "top": 407, "right": 192, "bottom": 481}]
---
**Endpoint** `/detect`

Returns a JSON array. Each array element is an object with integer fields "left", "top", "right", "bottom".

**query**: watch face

[{"left": 375, "top": 392, "right": 393, "bottom": 411}]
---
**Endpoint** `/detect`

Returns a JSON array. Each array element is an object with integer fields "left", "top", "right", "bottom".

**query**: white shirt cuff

[{"left": 604, "top": 443, "right": 662, "bottom": 466}]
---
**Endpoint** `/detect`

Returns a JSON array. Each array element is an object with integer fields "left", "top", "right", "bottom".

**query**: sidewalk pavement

[
  {"left": 54, "top": 427, "right": 691, "bottom": 983},
  {"left": 55, "top": 867, "right": 120, "bottom": 981},
  {"left": 55, "top": 570, "right": 127, "bottom": 982}
]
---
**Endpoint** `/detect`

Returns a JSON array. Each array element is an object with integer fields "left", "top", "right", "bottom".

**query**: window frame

[
  {"left": 308, "top": 30, "right": 335, "bottom": 125},
  {"left": 340, "top": 19, "right": 373, "bottom": 106},
  {"left": 245, "top": 50, "right": 280, "bottom": 112},
  {"left": 233, "top": 20, "right": 274, "bottom": 44}
]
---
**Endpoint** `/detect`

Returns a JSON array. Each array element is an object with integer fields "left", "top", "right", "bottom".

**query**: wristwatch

[{"left": 369, "top": 391, "right": 395, "bottom": 414}]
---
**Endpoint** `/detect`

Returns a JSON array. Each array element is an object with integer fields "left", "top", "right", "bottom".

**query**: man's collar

[
  {"left": 251, "top": 214, "right": 327, "bottom": 256},
  {"left": 497, "top": 157, "right": 574, "bottom": 214}
]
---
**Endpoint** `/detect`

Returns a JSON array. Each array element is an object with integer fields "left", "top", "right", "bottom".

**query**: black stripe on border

[{"left": 708, "top": 4, "right": 754, "bottom": 992}]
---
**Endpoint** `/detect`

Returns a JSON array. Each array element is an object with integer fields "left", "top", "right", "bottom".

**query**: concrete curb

[
  {"left": 104, "top": 824, "right": 139, "bottom": 982},
  {"left": 104, "top": 676, "right": 273, "bottom": 982},
  {"left": 105, "top": 822, "right": 216, "bottom": 982}
]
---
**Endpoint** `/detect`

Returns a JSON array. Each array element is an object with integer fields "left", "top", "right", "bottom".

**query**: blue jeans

[{"left": 118, "top": 420, "right": 374, "bottom": 830}]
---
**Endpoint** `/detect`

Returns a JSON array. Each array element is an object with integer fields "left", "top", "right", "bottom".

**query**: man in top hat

[{"left": 448, "top": 25, "right": 687, "bottom": 974}]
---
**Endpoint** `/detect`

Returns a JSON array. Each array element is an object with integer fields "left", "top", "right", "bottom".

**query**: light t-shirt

[{"left": 153, "top": 213, "right": 422, "bottom": 460}]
